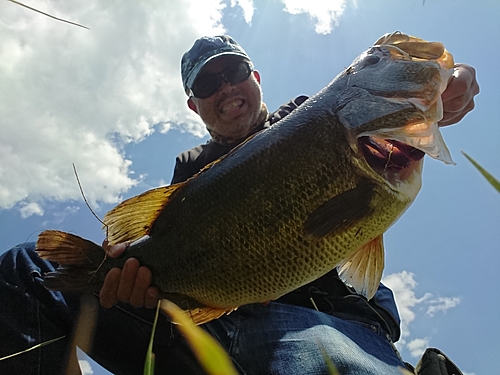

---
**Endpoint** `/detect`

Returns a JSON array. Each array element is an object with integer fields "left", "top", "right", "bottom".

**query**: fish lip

[{"left": 359, "top": 136, "right": 425, "bottom": 178}]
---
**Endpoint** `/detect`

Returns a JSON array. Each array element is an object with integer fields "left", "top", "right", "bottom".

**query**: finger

[
  {"left": 442, "top": 64, "right": 478, "bottom": 103},
  {"left": 116, "top": 258, "right": 140, "bottom": 303},
  {"left": 144, "top": 287, "right": 160, "bottom": 309},
  {"left": 107, "top": 242, "right": 129, "bottom": 258},
  {"left": 442, "top": 70, "right": 469, "bottom": 103},
  {"left": 439, "top": 112, "right": 466, "bottom": 127},
  {"left": 100, "top": 267, "right": 122, "bottom": 308},
  {"left": 440, "top": 97, "right": 475, "bottom": 127},
  {"left": 129, "top": 266, "right": 153, "bottom": 308},
  {"left": 443, "top": 90, "right": 473, "bottom": 114},
  {"left": 439, "top": 65, "right": 479, "bottom": 127}
]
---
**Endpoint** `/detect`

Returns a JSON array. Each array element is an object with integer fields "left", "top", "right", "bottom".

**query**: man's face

[{"left": 187, "top": 56, "right": 263, "bottom": 144}]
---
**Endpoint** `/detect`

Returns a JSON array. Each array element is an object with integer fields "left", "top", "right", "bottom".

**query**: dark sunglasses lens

[
  {"left": 191, "top": 74, "right": 222, "bottom": 99},
  {"left": 191, "top": 61, "right": 252, "bottom": 99},
  {"left": 223, "top": 61, "right": 251, "bottom": 84}
]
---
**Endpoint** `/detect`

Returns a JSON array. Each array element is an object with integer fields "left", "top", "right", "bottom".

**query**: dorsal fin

[
  {"left": 103, "top": 184, "right": 183, "bottom": 245},
  {"left": 102, "top": 130, "right": 264, "bottom": 246}
]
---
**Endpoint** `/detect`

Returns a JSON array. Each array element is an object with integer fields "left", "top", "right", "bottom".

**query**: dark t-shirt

[
  {"left": 171, "top": 96, "right": 309, "bottom": 184},
  {"left": 170, "top": 96, "right": 401, "bottom": 342}
]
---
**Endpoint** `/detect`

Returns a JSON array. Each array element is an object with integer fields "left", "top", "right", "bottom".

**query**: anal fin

[
  {"left": 336, "top": 235, "right": 385, "bottom": 300},
  {"left": 158, "top": 293, "right": 237, "bottom": 325},
  {"left": 183, "top": 306, "right": 238, "bottom": 326},
  {"left": 160, "top": 299, "right": 237, "bottom": 325}
]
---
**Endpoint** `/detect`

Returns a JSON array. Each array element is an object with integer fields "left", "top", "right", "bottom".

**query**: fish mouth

[{"left": 359, "top": 136, "right": 424, "bottom": 181}]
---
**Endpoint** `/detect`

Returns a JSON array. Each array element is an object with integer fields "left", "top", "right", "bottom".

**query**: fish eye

[{"left": 364, "top": 55, "right": 380, "bottom": 66}]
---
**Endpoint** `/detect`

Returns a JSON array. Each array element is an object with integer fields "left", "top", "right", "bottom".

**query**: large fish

[{"left": 37, "top": 32, "right": 455, "bottom": 325}]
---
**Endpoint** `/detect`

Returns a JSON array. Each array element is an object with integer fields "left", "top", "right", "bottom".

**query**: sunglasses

[{"left": 190, "top": 60, "right": 253, "bottom": 99}]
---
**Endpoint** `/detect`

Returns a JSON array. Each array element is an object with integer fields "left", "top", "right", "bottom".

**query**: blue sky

[{"left": 1, "top": 1, "right": 499, "bottom": 374}]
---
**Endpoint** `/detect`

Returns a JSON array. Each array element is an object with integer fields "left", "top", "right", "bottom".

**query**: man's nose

[{"left": 218, "top": 78, "right": 236, "bottom": 94}]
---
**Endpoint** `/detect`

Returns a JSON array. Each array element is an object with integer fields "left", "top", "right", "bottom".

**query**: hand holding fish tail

[
  {"left": 439, "top": 63, "right": 479, "bottom": 126},
  {"left": 100, "top": 240, "right": 159, "bottom": 309}
]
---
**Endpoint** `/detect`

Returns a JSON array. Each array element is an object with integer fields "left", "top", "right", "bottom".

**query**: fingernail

[{"left": 108, "top": 243, "right": 127, "bottom": 257}]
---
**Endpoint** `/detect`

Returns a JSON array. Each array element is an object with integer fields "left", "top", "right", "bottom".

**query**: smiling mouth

[
  {"left": 359, "top": 136, "right": 425, "bottom": 172},
  {"left": 220, "top": 98, "right": 244, "bottom": 114}
]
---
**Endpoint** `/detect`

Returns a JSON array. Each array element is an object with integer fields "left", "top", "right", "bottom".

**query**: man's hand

[
  {"left": 439, "top": 63, "right": 479, "bottom": 127},
  {"left": 99, "top": 240, "right": 159, "bottom": 309}
]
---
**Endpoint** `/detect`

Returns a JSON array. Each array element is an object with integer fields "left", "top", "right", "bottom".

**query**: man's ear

[
  {"left": 253, "top": 70, "right": 261, "bottom": 84},
  {"left": 187, "top": 97, "right": 199, "bottom": 114}
]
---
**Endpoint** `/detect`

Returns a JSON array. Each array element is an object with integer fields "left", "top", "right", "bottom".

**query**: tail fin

[{"left": 36, "top": 230, "right": 105, "bottom": 292}]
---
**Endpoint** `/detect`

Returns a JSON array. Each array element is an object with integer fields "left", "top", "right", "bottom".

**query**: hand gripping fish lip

[{"left": 339, "top": 33, "right": 455, "bottom": 167}]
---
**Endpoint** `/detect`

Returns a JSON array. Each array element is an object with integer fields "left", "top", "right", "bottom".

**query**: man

[{"left": 0, "top": 35, "right": 479, "bottom": 374}]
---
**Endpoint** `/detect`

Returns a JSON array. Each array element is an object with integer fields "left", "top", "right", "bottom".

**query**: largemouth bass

[{"left": 37, "top": 32, "right": 455, "bottom": 325}]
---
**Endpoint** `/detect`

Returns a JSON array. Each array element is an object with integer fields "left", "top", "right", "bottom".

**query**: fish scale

[{"left": 142, "top": 112, "right": 400, "bottom": 307}]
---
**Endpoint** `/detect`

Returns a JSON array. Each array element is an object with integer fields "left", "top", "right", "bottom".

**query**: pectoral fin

[
  {"left": 336, "top": 235, "right": 385, "bottom": 300},
  {"left": 304, "top": 183, "right": 375, "bottom": 238},
  {"left": 104, "top": 184, "right": 184, "bottom": 245}
]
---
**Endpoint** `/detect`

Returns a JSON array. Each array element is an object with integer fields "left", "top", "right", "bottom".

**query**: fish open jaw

[
  {"left": 359, "top": 136, "right": 425, "bottom": 171},
  {"left": 358, "top": 136, "right": 425, "bottom": 187},
  {"left": 355, "top": 31, "right": 456, "bottom": 172}
]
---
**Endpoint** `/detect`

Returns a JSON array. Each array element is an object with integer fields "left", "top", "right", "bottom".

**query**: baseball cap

[{"left": 181, "top": 35, "right": 251, "bottom": 95}]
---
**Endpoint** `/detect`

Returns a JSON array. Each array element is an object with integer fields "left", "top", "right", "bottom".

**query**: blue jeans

[
  {"left": 207, "top": 304, "right": 406, "bottom": 374},
  {"left": 0, "top": 243, "right": 206, "bottom": 375},
  {"left": 0, "top": 243, "right": 407, "bottom": 374}
]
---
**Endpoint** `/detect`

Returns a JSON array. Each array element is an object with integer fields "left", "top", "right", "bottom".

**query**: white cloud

[
  {"left": 231, "top": 0, "right": 255, "bottom": 23},
  {"left": 383, "top": 271, "right": 461, "bottom": 358},
  {"left": 44, "top": 205, "right": 81, "bottom": 226},
  {"left": 407, "top": 337, "right": 429, "bottom": 358},
  {"left": 280, "top": 0, "right": 350, "bottom": 34},
  {"left": 19, "top": 202, "right": 44, "bottom": 218},
  {"left": 383, "top": 271, "right": 430, "bottom": 345},
  {"left": 1, "top": 0, "right": 242, "bottom": 212},
  {"left": 78, "top": 359, "right": 94, "bottom": 375},
  {"left": 426, "top": 296, "right": 461, "bottom": 317}
]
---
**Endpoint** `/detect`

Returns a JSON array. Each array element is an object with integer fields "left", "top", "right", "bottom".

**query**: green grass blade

[
  {"left": 316, "top": 340, "right": 339, "bottom": 375},
  {"left": 161, "top": 300, "right": 238, "bottom": 375},
  {"left": 0, "top": 336, "right": 65, "bottom": 361},
  {"left": 462, "top": 151, "right": 500, "bottom": 193},
  {"left": 143, "top": 301, "right": 161, "bottom": 375}
]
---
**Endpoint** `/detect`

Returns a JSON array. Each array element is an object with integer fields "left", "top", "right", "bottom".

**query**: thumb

[{"left": 102, "top": 241, "right": 129, "bottom": 258}]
